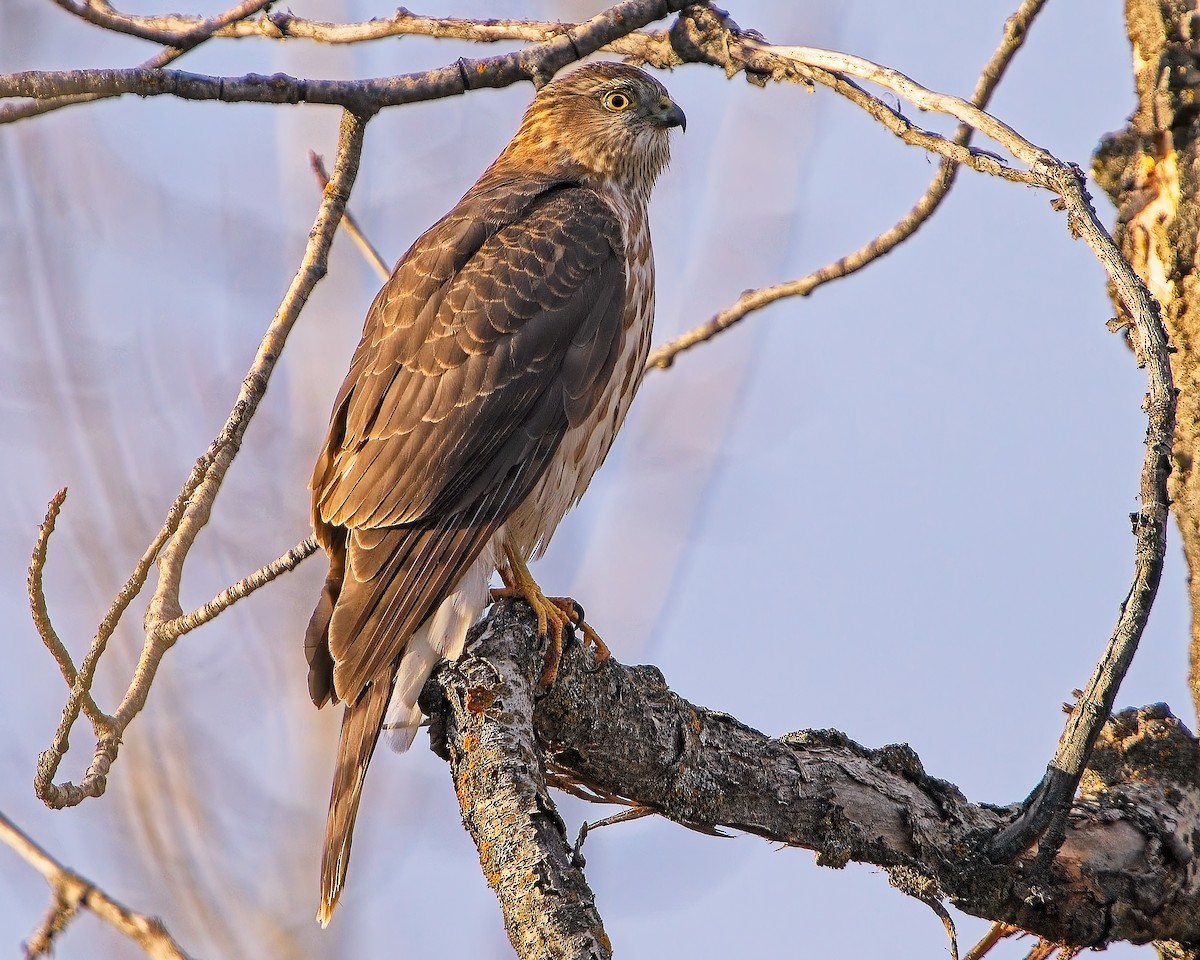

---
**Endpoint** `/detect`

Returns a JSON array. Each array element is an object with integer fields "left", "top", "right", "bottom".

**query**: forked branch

[
  {"left": 0, "top": 810, "right": 193, "bottom": 959},
  {"left": 433, "top": 604, "right": 1200, "bottom": 956},
  {"left": 30, "top": 110, "right": 369, "bottom": 809}
]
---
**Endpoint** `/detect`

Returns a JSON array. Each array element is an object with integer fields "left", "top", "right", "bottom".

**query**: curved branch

[
  {"left": 434, "top": 605, "right": 1200, "bottom": 950},
  {"left": 646, "top": 0, "right": 1050, "bottom": 370},
  {"left": 27, "top": 488, "right": 106, "bottom": 726},
  {"left": 48, "top": 0, "right": 676, "bottom": 56}
]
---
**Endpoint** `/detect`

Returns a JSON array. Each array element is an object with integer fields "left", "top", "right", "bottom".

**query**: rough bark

[
  {"left": 430, "top": 604, "right": 611, "bottom": 960},
  {"left": 1094, "top": 0, "right": 1200, "bottom": 722},
  {"left": 432, "top": 605, "right": 1200, "bottom": 955}
]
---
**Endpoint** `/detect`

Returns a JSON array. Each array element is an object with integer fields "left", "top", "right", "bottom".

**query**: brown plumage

[{"left": 305, "top": 61, "right": 684, "bottom": 925}]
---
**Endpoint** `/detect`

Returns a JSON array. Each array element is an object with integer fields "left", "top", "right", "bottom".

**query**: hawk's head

[{"left": 507, "top": 61, "right": 685, "bottom": 197}]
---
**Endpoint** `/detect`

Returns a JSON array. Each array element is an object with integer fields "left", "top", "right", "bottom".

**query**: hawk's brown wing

[{"left": 308, "top": 180, "right": 627, "bottom": 706}]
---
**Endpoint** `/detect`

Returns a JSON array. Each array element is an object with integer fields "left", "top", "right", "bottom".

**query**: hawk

[{"left": 305, "top": 61, "right": 685, "bottom": 925}]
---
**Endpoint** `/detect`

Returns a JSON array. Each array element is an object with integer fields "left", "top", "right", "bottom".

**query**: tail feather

[{"left": 317, "top": 677, "right": 392, "bottom": 927}]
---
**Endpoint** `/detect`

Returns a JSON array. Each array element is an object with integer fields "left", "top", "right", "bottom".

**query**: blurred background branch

[{"left": 0, "top": 810, "right": 193, "bottom": 959}]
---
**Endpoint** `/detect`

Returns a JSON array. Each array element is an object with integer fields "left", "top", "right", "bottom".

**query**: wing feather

[{"left": 309, "top": 181, "right": 629, "bottom": 705}]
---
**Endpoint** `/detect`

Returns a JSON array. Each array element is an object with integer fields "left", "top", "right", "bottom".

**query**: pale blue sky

[{"left": 1, "top": 1, "right": 1185, "bottom": 957}]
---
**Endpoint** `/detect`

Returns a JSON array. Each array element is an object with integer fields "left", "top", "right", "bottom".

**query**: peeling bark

[
  {"left": 1094, "top": 0, "right": 1200, "bottom": 721},
  {"left": 432, "top": 604, "right": 1200, "bottom": 954}
]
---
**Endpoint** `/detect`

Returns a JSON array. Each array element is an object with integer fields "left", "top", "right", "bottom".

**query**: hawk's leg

[{"left": 491, "top": 543, "right": 607, "bottom": 686}]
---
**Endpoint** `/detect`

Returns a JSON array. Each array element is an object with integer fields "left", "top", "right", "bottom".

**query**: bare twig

[
  {"left": 646, "top": 0, "right": 1049, "bottom": 370},
  {"left": 27, "top": 489, "right": 107, "bottom": 726},
  {"left": 161, "top": 537, "right": 319, "bottom": 642},
  {"left": 309, "top": 151, "right": 390, "bottom": 281},
  {"left": 44, "top": 0, "right": 666, "bottom": 50},
  {"left": 964, "top": 922, "right": 1021, "bottom": 960},
  {"left": 142, "top": 0, "right": 276, "bottom": 68},
  {"left": 887, "top": 866, "right": 959, "bottom": 960},
  {"left": 0, "top": 809, "right": 194, "bottom": 959},
  {"left": 32, "top": 444, "right": 222, "bottom": 809},
  {"left": 0, "top": 0, "right": 274, "bottom": 123},
  {"left": 33, "top": 111, "right": 368, "bottom": 810}
]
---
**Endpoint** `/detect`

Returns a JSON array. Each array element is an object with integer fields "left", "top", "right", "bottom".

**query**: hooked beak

[{"left": 648, "top": 96, "right": 687, "bottom": 132}]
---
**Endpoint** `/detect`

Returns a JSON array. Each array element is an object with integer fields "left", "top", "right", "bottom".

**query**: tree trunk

[{"left": 1093, "top": 0, "right": 1200, "bottom": 723}]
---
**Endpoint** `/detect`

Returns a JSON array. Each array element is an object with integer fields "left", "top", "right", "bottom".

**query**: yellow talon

[{"left": 490, "top": 544, "right": 608, "bottom": 686}]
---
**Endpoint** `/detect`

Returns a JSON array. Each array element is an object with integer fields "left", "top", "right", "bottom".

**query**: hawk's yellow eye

[{"left": 602, "top": 91, "right": 633, "bottom": 112}]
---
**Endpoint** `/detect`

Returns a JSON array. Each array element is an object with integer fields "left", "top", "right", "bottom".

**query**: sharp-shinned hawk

[{"left": 304, "top": 61, "right": 685, "bottom": 924}]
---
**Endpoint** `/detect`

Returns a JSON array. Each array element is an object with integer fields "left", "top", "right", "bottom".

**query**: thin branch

[
  {"left": 2, "top": 0, "right": 692, "bottom": 120},
  {"left": 433, "top": 606, "right": 1200, "bottom": 949},
  {"left": 309, "top": 151, "right": 390, "bottom": 281},
  {"left": 646, "top": 0, "right": 1050, "bottom": 370},
  {"left": 142, "top": 0, "right": 275, "bottom": 68},
  {"left": 0, "top": 809, "right": 194, "bottom": 960},
  {"left": 887, "top": 865, "right": 960, "bottom": 960},
  {"left": 46, "top": 0, "right": 677, "bottom": 55},
  {"left": 161, "top": 537, "right": 319, "bottom": 642},
  {"left": 32, "top": 442, "right": 223, "bottom": 809},
  {"left": 33, "top": 111, "right": 368, "bottom": 810},
  {"left": 27, "top": 489, "right": 107, "bottom": 725},
  {"left": 0, "top": 0, "right": 274, "bottom": 123}
]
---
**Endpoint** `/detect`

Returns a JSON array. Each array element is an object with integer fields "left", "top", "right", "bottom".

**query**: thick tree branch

[
  {"left": 3, "top": 0, "right": 691, "bottom": 119},
  {"left": 0, "top": 810, "right": 193, "bottom": 959},
  {"left": 433, "top": 602, "right": 611, "bottom": 960},
  {"left": 433, "top": 605, "right": 1200, "bottom": 951}
]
